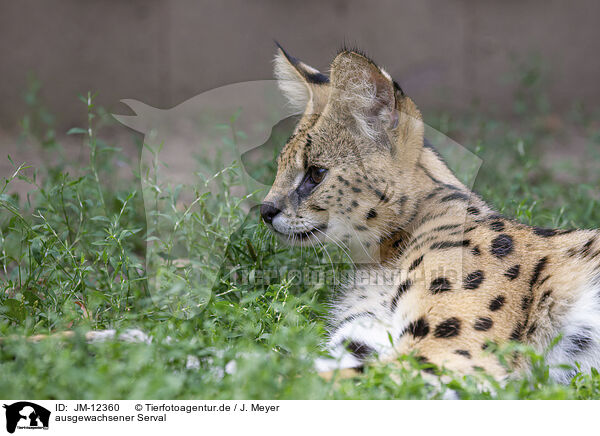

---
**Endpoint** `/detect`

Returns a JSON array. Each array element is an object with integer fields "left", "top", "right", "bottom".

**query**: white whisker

[
  {"left": 313, "top": 227, "right": 356, "bottom": 269},
  {"left": 311, "top": 230, "right": 338, "bottom": 286},
  {"left": 347, "top": 219, "right": 377, "bottom": 263}
]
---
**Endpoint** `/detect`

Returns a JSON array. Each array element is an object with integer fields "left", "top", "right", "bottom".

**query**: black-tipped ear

[
  {"left": 327, "top": 50, "right": 398, "bottom": 138},
  {"left": 273, "top": 42, "right": 329, "bottom": 113},
  {"left": 275, "top": 42, "right": 329, "bottom": 85}
]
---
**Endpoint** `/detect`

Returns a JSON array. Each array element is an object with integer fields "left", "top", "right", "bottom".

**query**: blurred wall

[{"left": 1, "top": 0, "right": 599, "bottom": 130}]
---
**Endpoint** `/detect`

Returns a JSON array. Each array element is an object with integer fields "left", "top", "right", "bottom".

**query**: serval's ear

[
  {"left": 327, "top": 50, "right": 405, "bottom": 140},
  {"left": 273, "top": 42, "right": 329, "bottom": 114}
]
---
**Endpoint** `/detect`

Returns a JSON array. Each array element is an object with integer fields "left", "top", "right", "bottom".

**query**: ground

[{"left": 1, "top": 77, "right": 600, "bottom": 399}]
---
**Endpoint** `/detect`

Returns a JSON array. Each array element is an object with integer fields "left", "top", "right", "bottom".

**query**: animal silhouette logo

[
  {"left": 113, "top": 80, "right": 296, "bottom": 319},
  {"left": 3, "top": 402, "right": 50, "bottom": 433},
  {"left": 113, "top": 79, "right": 481, "bottom": 319}
]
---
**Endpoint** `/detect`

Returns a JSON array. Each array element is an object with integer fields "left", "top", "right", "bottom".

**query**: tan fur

[{"left": 263, "top": 47, "right": 600, "bottom": 380}]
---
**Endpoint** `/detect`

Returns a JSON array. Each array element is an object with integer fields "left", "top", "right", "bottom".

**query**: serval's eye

[
  {"left": 297, "top": 166, "right": 328, "bottom": 198},
  {"left": 308, "top": 166, "right": 327, "bottom": 185}
]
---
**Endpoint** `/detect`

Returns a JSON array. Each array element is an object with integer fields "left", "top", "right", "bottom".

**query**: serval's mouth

[{"left": 273, "top": 223, "right": 328, "bottom": 243}]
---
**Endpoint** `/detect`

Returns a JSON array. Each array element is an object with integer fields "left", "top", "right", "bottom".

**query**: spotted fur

[{"left": 263, "top": 45, "right": 600, "bottom": 383}]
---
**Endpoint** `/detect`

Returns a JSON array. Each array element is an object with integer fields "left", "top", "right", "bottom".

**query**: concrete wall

[{"left": 1, "top": 0, "right": 599, "bottom": 130}]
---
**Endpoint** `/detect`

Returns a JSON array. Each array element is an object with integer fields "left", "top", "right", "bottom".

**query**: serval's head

[{"left": 261, "top": 45, "right": 425, "bottom": 256}]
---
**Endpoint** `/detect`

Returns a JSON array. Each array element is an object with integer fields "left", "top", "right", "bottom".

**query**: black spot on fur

[
  {"left": 505, "top": 264, "right": 521, "bottom": 280},
  {"left": 530, "top": 256, "right": 549, "bottom": 289},
  {"left": 374, "top": 189, "right": 389, "bottom": 203},
  {"left": 430, "top": 277, "right": 452, "bottom": 294},
  {"left": 509, "top": 322, "right": 524, "bottom": 342},
  {"left": 417, "top": 211, "right": 451, "bottom": 227},
  {"left": 464, "top": 270, "right": 485, "bottom": 290},
  {"left": 471, "top": 246, "right": 481, "bottom": 256},
  {"left": 432, "top": 224, "right": 462, "bottom": 232},
  {"left": 491, "top": 234, "right": 514, "bottom": 258},
  {"left": 567, "top": 247, "right": 578, "bottom": 258},
  {"left": 527, "top": 323, "right": 537, "bottom": 337},
  {"left": 391, "top": 279, "right": 413, "bottom": 311},
  {"left": 366, "top": 208, "right": 377, "bottom": 219},
  {"left": 415, "top": 355, "right": 437, "bottom": 374},
  {"left": 473, "top": 317, "right": 493, "bottom": 331},
  {"left": 481, "top": 340, "right": 496, "bottom": 351},
  {"left": 441, "top": 192, "right": 470, "bottom": 202},
  {"left": 533, "top": 227, "right": 558, "bottom": 237},
  {"left": 454, "top": 349, "right": 471, "bottom": 358},
  {"left": 430, "top": 240, "right": 470, "bottom": 250},
  {"left": 521, "top": 295, "right": 533, "bottom": 311},
  {"left": 567, "top": 333, "right": 593, "bottom": 354},
  {"left": 407, "top": 317, "right": 430, "bottom": 338},
  {"left": 489, "top": 295, "right": 506, "bottom": 311},
  {"left": 424, "top": 188, "right": 442, "bottom": 200},
  {"left": 559, "top": 229, "right": 577, "bottom": 235},
  {"left": 304, "top": 133, "right": 312, "bottom": 152},
  {"left": 490, "top": 220, "right": 505, "bottom": 232},
  {"left": 581, "top": 238, "right": 595, "bottom": 257},
  {"left": 408, "top": 255, "right": 424, "bottom": 272},
  {"left": 467, "top": 206, "right": 480, "bottom": 216},
  {"left": 345, "top": 341, "right": 375, "bottom": 360},
  {"left": 351, "top": 187, "right": 361, "bottom": 193},
  {"left": 434, "top": 317, "right": 461, "bottom": 338},
  {"left": 337, "top": 175, "right": 350, "bottom": 186}
]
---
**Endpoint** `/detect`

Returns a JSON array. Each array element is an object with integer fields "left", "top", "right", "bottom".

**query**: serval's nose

[{"left": 260, "top": 202, "right": 281, "bottom": 225}]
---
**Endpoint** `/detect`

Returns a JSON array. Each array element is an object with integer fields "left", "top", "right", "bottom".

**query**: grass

[{"left": 1, "top": 71, "right": 600, "bottom": 399}]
